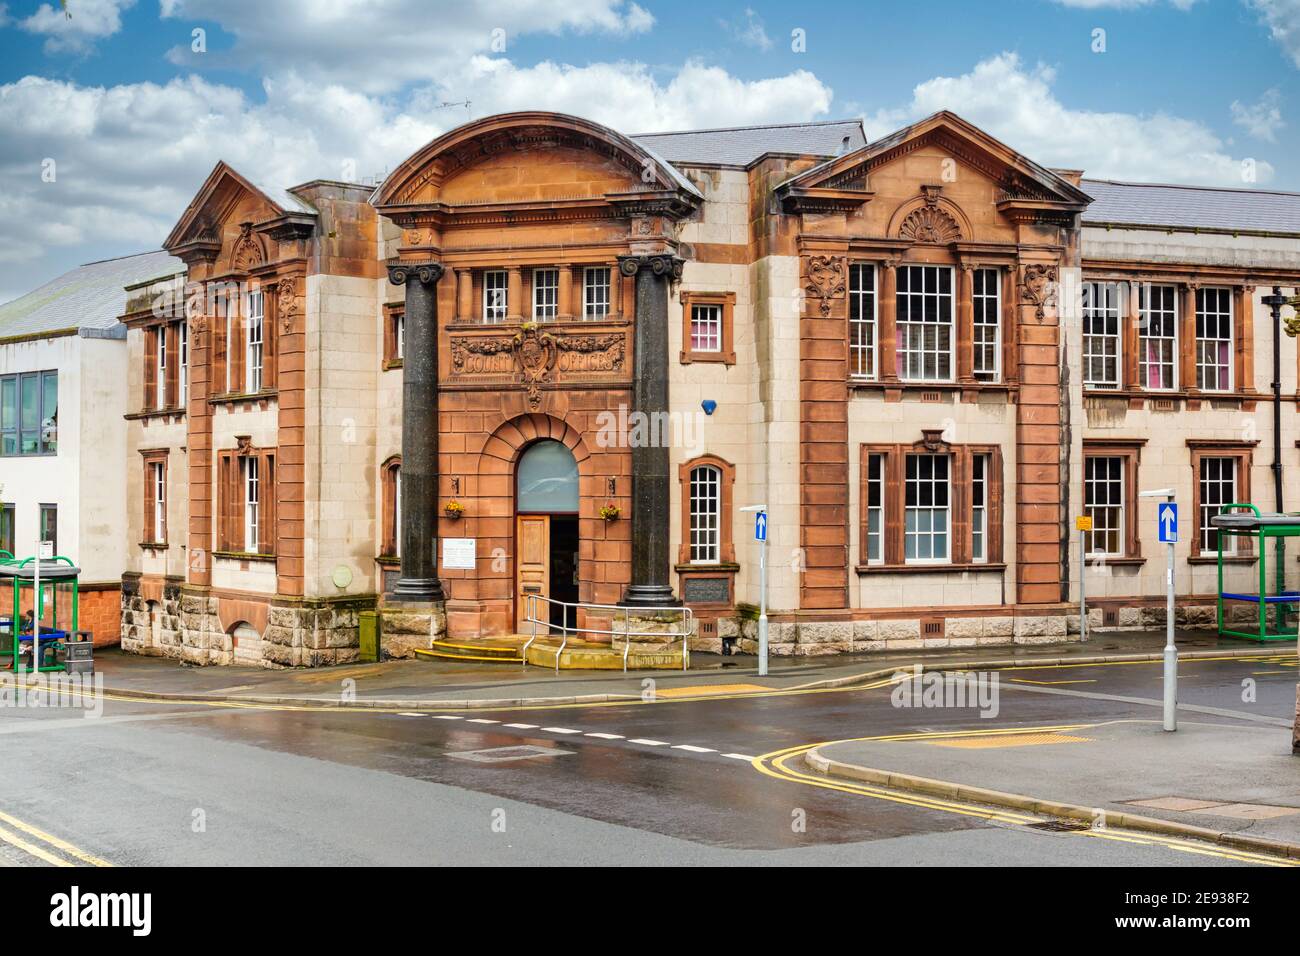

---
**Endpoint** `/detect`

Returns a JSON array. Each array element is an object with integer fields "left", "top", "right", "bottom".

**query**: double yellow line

[
  {"left": 752, "top": 729, "right": 1299, "bottom": 867},
  {"left": 0, "top": 809, "right": 111, "bottom": 867}
]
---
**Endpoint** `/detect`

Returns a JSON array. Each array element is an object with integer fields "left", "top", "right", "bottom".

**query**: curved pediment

[{"left": 371, "top": 111, "right": 701, "bottom": 215}]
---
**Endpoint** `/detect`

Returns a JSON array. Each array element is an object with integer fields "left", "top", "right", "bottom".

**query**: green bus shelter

[{"left": 1210, "top": 504, "right": 1300, "bottom": 642}]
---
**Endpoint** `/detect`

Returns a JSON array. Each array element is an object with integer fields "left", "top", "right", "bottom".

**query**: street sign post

[
  {"left": 741, "top": 505, "right": 769, "bottom": 677},
  {"left": 1142, "top": 489, "right": 1178, "bottom": 731}
]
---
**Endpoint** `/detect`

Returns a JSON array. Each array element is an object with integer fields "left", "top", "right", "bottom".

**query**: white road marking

[
  {"left": 504, "top": 723, "right": 538, "bottom": 729},
  {"left": 585, "top": 732, "right": 624, "bottom": 740},
  {"left": 628, "top": 738, "right": 670, "bottom": 747},
  {"left": 722, "top": 753, "right": 757, "bottom": 761},
  {"left": 398, "top": 712, "right": 425, "bottom": 717},
  {"left": 541, "top": 727, "right": 582, "bottom": 734},
  {"left": 671, "top": 744, "right": 715, "bottom": 753},
  {"left": 467, "top": 718, "right": 499, "bottom": 724},
  {"left": 431, "top": 715, "right": 463, "bottom": 720}
]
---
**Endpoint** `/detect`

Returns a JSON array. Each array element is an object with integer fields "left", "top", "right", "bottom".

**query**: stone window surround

[
  {"left": 450, "top": 262, "right": 628, "bottom": 325},
  {"left": 383, "top": 302, "right": 404, "bottom": 369},
  {"left": 1081, "top": 438, "right": 1146, "bottom": 565},
  {"left": 1080, "top": 267, "right": 1256, "bottom": 403},
  {"left": 380, "top": 454, "right": 401, "bottom": 559},
  {"left": 142, "top": 319, "right": 188, "bottom": 414},
  {"left": 216, "top": 440, "right": 277, "bottom": 558},
  {"left": 679, "top": 291, "right": 736, "bottom": 365},
  {"left": 843, "top": 244, "right": 1019, "bottom": 399},
  {"left": 210, "top": 277, "right": 279, "bottom": 399},
  {"left": 140, "top": 448, "right": 169, "bottom": 550},
  {"left": 856, "top": 434, "right": 1004, "bottom": 573},
  {"left": 1187, "top": 438, "right": 1257, "bottom": 563},
  {"left": 676, "top": 453, "right": 737, "bottom": 567}
]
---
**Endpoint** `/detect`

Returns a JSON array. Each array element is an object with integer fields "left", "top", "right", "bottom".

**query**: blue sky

[{"left": 1, "top": 0, "right": 1298, "bottom": 304}]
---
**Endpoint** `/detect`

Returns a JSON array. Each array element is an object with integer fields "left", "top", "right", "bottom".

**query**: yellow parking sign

[{"left": 1075, "top": 516, "right": 1093, "bottom": 532}]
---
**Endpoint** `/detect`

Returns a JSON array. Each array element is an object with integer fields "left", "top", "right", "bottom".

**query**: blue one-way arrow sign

[
  {"left": 755, "top": 511, "right": 767, "bottom": 541},
  {"left": 1158, "top": 503, "right": 1178, "bottom": 543}
]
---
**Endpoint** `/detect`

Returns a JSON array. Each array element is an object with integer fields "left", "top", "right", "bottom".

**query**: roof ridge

[
  {"left": 631, "top": 118, "right": 863, "bottom": 138},
  {"left": 77, "top": 249, "right": 170, "bottom": 268},
  {"left": 1082, "top": 177, "right": 1300, "bottom": 199}
]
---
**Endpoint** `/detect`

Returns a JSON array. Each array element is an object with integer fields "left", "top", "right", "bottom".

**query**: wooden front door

[{"left": 515, "top": 514, "right": 550, "bottom": 633}]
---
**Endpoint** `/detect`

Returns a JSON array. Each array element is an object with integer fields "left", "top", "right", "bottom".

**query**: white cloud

[
  {"left": 1247, "top": 0, "right": 1300, "bottom": 67},
  {"left": 19, "top": 0, "right": 135, "bottom": 53},
  {"left": 722, "top": 8, "right": 772, "bottom": 51},
  {"left": 864, "top": 53, "right": 1272, "bottom": 187},
  {"left": 160, "top": 0, "right": 656, "bottom": 94},
  {"left": 1231, "top": 89, "right": 1285, "bottom": 141}
]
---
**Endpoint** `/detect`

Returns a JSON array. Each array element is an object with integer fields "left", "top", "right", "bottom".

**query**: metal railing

[{"left": 521, "top": 594, "right": 692, "bottom": 673}]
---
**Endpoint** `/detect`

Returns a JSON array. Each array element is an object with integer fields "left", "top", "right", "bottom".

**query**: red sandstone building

[{"left": 117, "top": 110, "right": 1300, "bottom": 665}]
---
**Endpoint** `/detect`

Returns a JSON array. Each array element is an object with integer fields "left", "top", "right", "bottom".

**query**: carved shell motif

[{"left": 898, "top": 205, "right": 962, "bottom": 244}]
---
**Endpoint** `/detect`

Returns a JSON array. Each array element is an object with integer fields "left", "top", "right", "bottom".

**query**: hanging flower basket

[
  {"left": 599, "top": 504, "right": 621, "bottom": 521},
  {"left": 443, "top": 500, "right": 465, "bottom": 519}
]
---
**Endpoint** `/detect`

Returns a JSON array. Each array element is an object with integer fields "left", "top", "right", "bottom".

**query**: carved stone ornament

[
  {"left": 450, "top": 336, "right": 514, "bottom": 375},
  {"left": 512, "top": 325, "right": 558, "bottom": 409},
  {"left": 1021, "top": 264, "right": 1059, "bottom": 320},
  {"left": 804, "top": 255, "right": 846, "bottom": 317},
  {"left": 898, "top": 204, "right": 962, "bottom": 244},
  {"left": 231, "top": 222, "right": 265, "bottom": 272},
  {"left": 235, "top": 435, "right": 254, "bottom": 457},
  {"left": 277, "top": 277, "right": 298, "bottom": 332},
  {"left": 916, "top": 428, "right": 951, "bottom": 452},
  {"left": 556, "top": 333, "right": 625, "bottom": 373},
  {"left": 618, "top": 254, "right": 684, "bottom": 280},
  {"left": 387, "top": 262, "right": 445, "bottom": 286}
]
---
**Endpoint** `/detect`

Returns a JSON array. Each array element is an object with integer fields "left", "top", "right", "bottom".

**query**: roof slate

[
  {"left": 632, "top": 119, "right": 866, "bottom": 167},
  {"left": 0, "top": 250, "right": 182, "bottom": 340},
  {"left": 1081, "top": 178, "right": 1300, "bottom": 235}
]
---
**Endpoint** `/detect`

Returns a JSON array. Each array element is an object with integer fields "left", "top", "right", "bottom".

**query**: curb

[
  {"left": 803, "top": 746, "right": 1300, "bottom": 863},
  {"left": 93, "top": 644, "right": 1291, "bottom": 711}
]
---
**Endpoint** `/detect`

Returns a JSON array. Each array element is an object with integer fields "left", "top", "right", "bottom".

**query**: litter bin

[{"left": 63, "top": 631, "right": 94, "bottom": 675}]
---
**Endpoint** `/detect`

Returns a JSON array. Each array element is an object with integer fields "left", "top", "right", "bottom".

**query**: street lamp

[
  {"left": 740, "top": 504, "right": 768, "bottom": 677},
  {"left": 1140, "top": 488, "right": 1177, "bottom": 731}
]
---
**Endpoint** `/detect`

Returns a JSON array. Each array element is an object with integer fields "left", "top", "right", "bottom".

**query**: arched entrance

[{"left": 515, "top": 439, "right": 579, "bottom": 632}]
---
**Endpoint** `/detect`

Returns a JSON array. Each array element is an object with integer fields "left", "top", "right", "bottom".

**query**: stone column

[
  {"left": 879, "top": 261, "right": 899, "bottom": 382},
  {"left": 456, "top": 268, "right": 473, "bottom": 323},
  {"left": 619, "top": 254, "right": 682, "bottom": 608},
  {"left": 388, "top": 261, "right": 445, "bottom": 603}
]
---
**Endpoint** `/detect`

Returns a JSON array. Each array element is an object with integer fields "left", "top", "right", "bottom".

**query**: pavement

[
  {"left": 809, "top": 711, "right": 1300, "bottom": 858},
  {"left": 83, "top": 628, "right": 1296, "bottom": 708}
]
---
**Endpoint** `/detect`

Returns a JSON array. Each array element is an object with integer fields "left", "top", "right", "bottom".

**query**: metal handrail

[{"left": 520, "top": 593, "right": 692, "bottom": 672}]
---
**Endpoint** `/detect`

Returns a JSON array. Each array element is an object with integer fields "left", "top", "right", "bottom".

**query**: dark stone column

[
  {"left": 388, "top": 261, "right": 445, "bottom": 603},
  {"left": 619, "top": 254, "right": 682, "bottom": 608}
]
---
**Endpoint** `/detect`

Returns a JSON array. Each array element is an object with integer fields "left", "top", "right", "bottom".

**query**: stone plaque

[
  {"left": 442, "top": 538, "right": 476, "bottom": 570},
  {"left": 683, "top": 576, "right": 730, "bottom": 605}
]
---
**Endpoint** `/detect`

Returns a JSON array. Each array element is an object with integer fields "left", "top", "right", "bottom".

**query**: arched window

[
  {"left": 677, "top": 455, "right": 736, "bottom": 566},
  {"left": 381, "top": 457, "right": 401, "bottom": 558},
  {"left": 516, "top": 440, "right": 578, "bottom": 513}
]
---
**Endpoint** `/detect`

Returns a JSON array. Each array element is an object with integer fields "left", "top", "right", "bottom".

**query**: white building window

[
  {"left": 584, "top": 267, "right": 610, "bottom": 320},
  {"left": 532, "top": 268, "right": 558, "bottom": 321},
  {"left": 179, "top": 320, "right": 188, "bottom": 405},
  {"left": 246, "top": 289, "right": 264, "bottom": 393},
  {"left": 689, "top": 465, "right": 721, "bottom": 563},
  {"left": 396, "top": 312, "right": 404, "bottom": 360},
  {"left": 152, "top": 461, "right": 166, "bottom": 544},
  {"left": 156, "top": 326, "right": 168, "bottom": 409},
  {"left": 972, "top": 268, "right": 1000, "bottom": 382},
  {"left": 904, "top": 453, "right": 949, "bottom": 563},
  {"left": 1084, "top": 456, "right": 1125, "bottom": 556},
  {"left": 1083, "top": 281, "right": 1122, "bottom": 389},
  {"left": 690, "top": 304, "right": 722, "bottom": 353},
  {"left": 971, "top": 453, "right": 989, "bottom": 562},
  {"left": 865, "top": 452, "right": 884, "bottom": 564},
  {"left": 1196, "top": 288, "right": 1233, "bottom": 392},
  {"left": 1139, "top": 284, "right": 1178, "bottom": 390},
  {"left": 483, "top": 270, "right": 507, "bottom": 323},
  {"left": 1199, "top": 457, "right": 1237, "bottom": 554},
  {"left": 897, "top": 265, "right": 954, "bottom": 381},
  {"left": 243, "top": 456, "right": 260, "bottom": 552},
  {"left": 849, "top": 264, "right": 877, "bottom": 379}
]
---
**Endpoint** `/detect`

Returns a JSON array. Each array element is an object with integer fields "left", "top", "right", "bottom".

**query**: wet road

[{"left": 0, "top": 652, "right": 1294, "bottom": 866}]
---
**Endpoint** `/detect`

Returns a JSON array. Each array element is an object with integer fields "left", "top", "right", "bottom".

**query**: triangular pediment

[
  {"left": 776, "top": 111, "right": 1092, "bottom": 216},
  {"left": 164, "top": 161, "right": 316, "bottom": 261}
]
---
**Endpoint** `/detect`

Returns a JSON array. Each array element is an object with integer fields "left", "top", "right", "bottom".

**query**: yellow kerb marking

[
  {"left": 926, "top": 733, "right": 1092, "bottom": 749},
  {"left": 654, "top": 683, "right": 770, "bottom": 698}
]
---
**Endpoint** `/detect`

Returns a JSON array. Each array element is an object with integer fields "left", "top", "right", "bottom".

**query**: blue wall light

[{"left": 701, "top": 399, "right": 717, "bottom": 416}]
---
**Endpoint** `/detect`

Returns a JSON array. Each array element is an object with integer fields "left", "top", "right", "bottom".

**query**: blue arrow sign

[
  {"left": 1158, "top": 502, "right": 1178, "bottom": 543},
  {"left": 755, "top": 512, "right": 767, "bottom": 541}
]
